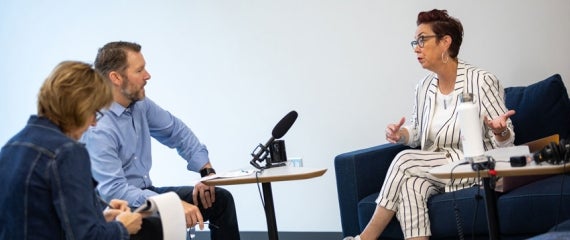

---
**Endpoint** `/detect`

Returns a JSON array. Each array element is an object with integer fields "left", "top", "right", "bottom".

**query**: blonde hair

[{"left": 37, "top": 61, "right": 113, "bottom": 133}]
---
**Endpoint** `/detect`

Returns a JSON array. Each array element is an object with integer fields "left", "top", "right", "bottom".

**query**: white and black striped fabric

[{"left": 375, "top": 60, "right": 514, "bottom": 238}]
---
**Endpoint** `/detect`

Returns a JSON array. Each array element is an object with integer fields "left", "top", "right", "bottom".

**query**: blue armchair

[{"left": 335, "top": 74, "right": 570, "bottom": 239}]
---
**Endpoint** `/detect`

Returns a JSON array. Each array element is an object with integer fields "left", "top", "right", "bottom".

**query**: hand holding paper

[{"left": 134, "top": 192, "right": 187, "bottom": 240}]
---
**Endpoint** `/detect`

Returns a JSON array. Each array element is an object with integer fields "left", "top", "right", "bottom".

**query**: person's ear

[
  {"left": 108, "top": 71, "right": 122, "bottom": 85},
  {"left": 442, "top": 35, "right": 452, "bottom": 49}
]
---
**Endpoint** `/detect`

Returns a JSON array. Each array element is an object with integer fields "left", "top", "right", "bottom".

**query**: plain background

[{"left": 1, "top": 0, "right": 569, "bottom": 233}]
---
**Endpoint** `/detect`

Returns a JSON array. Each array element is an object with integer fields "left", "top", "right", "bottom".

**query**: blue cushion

[
  {"left": 505, "top": 74, "right": 570, "bottom": 145},
  {"left": 527, "top": 232, "right": 570, "bottom": 240},
  {"left": 428, "top": 187, "right": 489, "bottom": 238},
  {"left": 498, "top": 174, "right": 570, "bottom": 235},
  {"left": 549, "top": 218, "right": 570, "bottom": 232}
]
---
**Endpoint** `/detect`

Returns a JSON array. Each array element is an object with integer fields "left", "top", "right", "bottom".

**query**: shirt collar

[{"left": 109, "top": 101, "right": 133, "bottom": 117}]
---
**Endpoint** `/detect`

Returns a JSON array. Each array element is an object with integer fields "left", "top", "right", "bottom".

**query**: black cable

[
  {"left": 471, "top": 169, "right": 483, "bottom": 240},
  {"left": 255, "top": 169, "right": 265, "bottom": 207},
  {"left": 553, "top": 163, "right": 567, "bottom": 231},
  {"left": 450, "top": 161, "right": 469, "bottom": 240}
]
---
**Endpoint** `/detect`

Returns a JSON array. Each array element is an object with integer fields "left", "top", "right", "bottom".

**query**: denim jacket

[{"left": 0, "top": 116, "right": 129, "bottom": 240}]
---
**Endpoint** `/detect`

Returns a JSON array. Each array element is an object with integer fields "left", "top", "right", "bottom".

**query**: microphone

[
  {"left": 272, "top": 110, "right": 298, "bottom": 139},
  {"left": 250, "top": 111, "right": 298, "bottom": 169}
]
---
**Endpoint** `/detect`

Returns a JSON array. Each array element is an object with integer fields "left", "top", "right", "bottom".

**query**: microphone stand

[{"left": 250, "top": 138, "right": 274, "bottom": 170}]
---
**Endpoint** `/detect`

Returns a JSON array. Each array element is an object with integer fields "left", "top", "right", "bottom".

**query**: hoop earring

[{"left": 441, "top": 51, "right": 449, "bottom": 64}]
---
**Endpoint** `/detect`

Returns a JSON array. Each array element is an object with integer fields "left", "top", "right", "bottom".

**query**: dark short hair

[
  {"left": 417, "top": 9, "right": 463, "bottom": 58},
  {"left": 94, "top": 41, "right": 142, "bottom": 79}
]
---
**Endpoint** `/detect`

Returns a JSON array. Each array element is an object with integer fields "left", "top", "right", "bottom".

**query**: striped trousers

[{"left": 375, "top": 149, "right": 476, "bottom": 238}]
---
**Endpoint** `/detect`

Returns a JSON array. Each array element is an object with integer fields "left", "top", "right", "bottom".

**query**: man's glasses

[
  {"left": 95, "top": 110, "right": 104, "bottom": 121},
  {"left": 410, "top": 35, "right": 438, "bottom": 49}
]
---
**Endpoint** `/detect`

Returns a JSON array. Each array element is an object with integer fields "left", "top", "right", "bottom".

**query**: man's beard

[{"left": 120, "top": 78, "right": 144, "bottom": 103}]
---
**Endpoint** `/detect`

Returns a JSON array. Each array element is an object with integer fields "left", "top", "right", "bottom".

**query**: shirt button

[{"left": 445, "top": 153, "right": 451, "bottom": 158}]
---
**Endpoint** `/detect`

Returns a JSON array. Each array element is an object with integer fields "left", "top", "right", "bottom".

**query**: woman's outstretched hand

[
  {"left": 484, "top": 110, "right": 516, "bottom": 134},
  {"left": 386, "top": 117, "right": 406, "bottom": 143}
]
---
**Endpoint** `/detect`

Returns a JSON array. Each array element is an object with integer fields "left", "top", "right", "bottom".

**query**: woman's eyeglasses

[
  {"left": 410, "top": 35, "right": 438, "bottom": 49},
  {"left": 95, "top": 110, "right": 104, "bottom": 121}
]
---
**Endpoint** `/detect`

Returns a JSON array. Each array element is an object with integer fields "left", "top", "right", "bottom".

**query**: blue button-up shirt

[{"left": 82, "top": 98, "right": 209, "bottom": 207}]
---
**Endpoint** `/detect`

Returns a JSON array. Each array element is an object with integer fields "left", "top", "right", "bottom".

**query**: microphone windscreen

[{"left": 272, "top": 110, "right": 298, "bottom": 139}]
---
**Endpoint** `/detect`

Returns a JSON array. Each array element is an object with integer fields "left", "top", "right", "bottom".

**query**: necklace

[{"left": 438, "top": 91, "right": 454, "bottom": 110}]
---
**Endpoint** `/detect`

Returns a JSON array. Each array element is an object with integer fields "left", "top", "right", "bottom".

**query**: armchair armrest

[{"left": 334, "top": 143, "right": 411, "bottom": 236}]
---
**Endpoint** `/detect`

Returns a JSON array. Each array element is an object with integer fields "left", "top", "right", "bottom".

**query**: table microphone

[{"left": 250, "top": 110, "right": 298, "bottom": 169}]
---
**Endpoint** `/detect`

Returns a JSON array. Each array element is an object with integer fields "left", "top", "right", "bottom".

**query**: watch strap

[{"left": 200, "top": 167, "right": 216, "bottom": 177}]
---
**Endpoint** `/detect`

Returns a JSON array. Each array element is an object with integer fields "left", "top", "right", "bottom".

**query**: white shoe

[{"left": 343, "top": 235, "right": 361, "bottom": 240}]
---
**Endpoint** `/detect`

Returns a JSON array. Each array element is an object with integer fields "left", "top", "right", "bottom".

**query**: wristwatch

[
  {"left": 493, "top": 127, "right": 510, "bottom": 137},
  {"left": 200, "top": 167, "right": 216, "bottom": 177}
]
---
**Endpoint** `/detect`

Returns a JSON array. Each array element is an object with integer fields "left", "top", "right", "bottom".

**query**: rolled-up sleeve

[{"left": 144, "top": 99, "right": 209, "bottom": 172}]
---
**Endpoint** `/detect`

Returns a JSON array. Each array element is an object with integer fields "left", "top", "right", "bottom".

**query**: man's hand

[
  {"left": 193, "top": 181, "right": 215, "bottom": 209},
  {"left": 181, "top": 200, "right": 204, "bottom": 230}
]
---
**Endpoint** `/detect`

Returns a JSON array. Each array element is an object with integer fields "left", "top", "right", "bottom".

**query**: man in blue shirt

[{"left": 82, "top": 41, "right": 240, "bottom": 239}]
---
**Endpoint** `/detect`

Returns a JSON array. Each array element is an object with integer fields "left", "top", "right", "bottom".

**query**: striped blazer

[{"left": 403, "top": 60, "right": 513, "bottom": 163}]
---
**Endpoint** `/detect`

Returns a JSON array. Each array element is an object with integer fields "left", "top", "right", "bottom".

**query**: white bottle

[{"left": 458, "top": 93, "right": 486, "bottom": 165}]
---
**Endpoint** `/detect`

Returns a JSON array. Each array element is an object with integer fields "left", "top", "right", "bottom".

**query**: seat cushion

[
  {"left": 428, "top": 187, "right": 489, "bottom": 238},
  {"left": 548, "top": 218, "right": 570, "bottom": 232},
  {"left": 505, "top": 74, "right": 570, "bottom": 145},
  {"left": 498, "top": 174, "right": 570, "bottom": 235}
]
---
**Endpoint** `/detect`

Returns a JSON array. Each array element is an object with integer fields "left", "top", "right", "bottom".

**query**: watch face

[
  {"left": 501, "top": 127, "right": 510, "bottom": 136},
  {"left": 494, "top": 127, "right": 509, "bottom": 137}
]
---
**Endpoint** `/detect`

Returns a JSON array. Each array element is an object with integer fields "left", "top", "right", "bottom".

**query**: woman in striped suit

[{"left": 346, "top": 9, "right": 516, "bottom": 240}]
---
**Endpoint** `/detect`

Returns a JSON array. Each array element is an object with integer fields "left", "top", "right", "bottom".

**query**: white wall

[{"left": 1, "top": 0, "right": 569, "bottom": 232}]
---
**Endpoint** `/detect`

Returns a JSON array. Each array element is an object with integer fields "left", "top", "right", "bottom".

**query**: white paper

[
  {"left": 218, "top": 169, "right": 256, "bottom": 178},
  {"left": 199, "top": 169, "right": 257, "bottom": 181},
  {"left": 134, "top": 192, "right": 186, "bottom": 240}
]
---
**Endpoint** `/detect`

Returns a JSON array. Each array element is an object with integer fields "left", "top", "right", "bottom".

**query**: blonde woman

[{"left": 0, "top": 61, "right": 142, "bottom": 239}]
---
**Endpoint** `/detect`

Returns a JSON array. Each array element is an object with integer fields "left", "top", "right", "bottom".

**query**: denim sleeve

[
  {"left": 50, "top": 142, "right": 129, "bottom": 240},
  {"left": 144, "top": 98, "right": 210, "bottom": 171}
]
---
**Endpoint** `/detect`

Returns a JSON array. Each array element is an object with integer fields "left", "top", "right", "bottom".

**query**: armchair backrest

[{"left": 504, "top": 74, "right": 570, "bottom": 145}]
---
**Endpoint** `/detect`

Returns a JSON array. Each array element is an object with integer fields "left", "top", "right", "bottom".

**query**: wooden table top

[{"left": 202, "top": 166, "right": 327, "bottom": 186}]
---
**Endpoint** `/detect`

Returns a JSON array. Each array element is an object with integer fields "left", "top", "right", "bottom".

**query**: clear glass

[
  {"left": 186, "top": 227, "right": 196, "bottom": 240},
  {"left": 186, "top": 222, "right": 219, "bottom": 240},
  {"left": 288, "top": 157, "right": 303, "bottom": 167}
]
